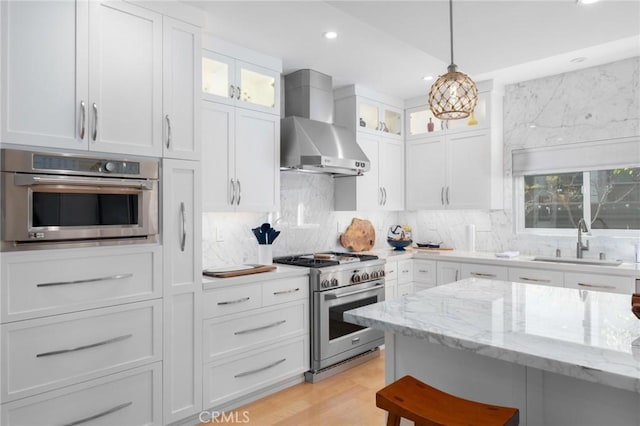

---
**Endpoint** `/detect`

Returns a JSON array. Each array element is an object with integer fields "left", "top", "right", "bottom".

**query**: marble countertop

[
  {"left": 365, "top": 248, "right": 640, "bottom": 277},
  {"left": 345, "top": 278, "right": 640, "bottom": 393},
  {"left": 202, "top": 264, "right": 309, "bottom": 290}
]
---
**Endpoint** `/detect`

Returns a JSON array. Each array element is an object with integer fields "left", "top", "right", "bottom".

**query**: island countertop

[{"left": 345, "top": 278, "right": 640, "bottom": 393}]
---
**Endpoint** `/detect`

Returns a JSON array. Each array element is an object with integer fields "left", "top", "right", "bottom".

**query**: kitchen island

[{"left": 345, "top": 278, "right": 640, "bottom": 426}]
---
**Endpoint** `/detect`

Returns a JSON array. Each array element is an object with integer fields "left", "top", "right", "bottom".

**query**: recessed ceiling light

[
  {"left": 570, "top": 57, "right": 587, "bottom": 63},
  {"left": 323, "top": 31, "right": 338, "bottom": 40},
  {"left": 576, "top": 0, "right": 599, "bottom": 4},
  {"left": 422, "top": 76, "right": 433, "bottom": 81}
]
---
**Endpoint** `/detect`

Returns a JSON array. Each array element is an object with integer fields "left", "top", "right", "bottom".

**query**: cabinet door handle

[
  {"left": 418, "top": 269, "right": 429, "bottom": 273},
  {"left": 379, "top": 187, "right": 383, "bottom": 205},
  {"left": 441, "top": 187, "right": 445, "bottom": 205},
  {"left": 180, "top": 202, "right": 186, "bottom": 252},
  {"left": 273, "top": 288, "right": 300, "bottom": 295},
  {"left": 229, "top": 85, "right": 235, "bottom": 98},
  {"left": 519, "top": 277, "right": 551, "bottom": 283},
  {"left": 234, "top": 320, "right": 286, "bottom": 335},
  {"left": 79, "top": 101, "right": 86, "bottom": 140},
  {"left": 470, "top": 272, "right": 496, "bottom": 278},
  {"left": 36, "top": 334, "right": 132, "bottom": 358},
  {"left": 446, "top": 186, "right": 450, "bottom": 204},
  {"left": 165, "top": 114, "right": 172, "bottom": 149},
  {"left": 92, "top": 103, "right": 98, "bottom": 141},
  {"left": 234, "top": 358, "right": 286, "bottom": 378},
  {"left": 217, "top": 296, "right": 250, "bottom": 306},
  {"left": 236, "top": 179, "right": 241, "bottom": 205},
  {"left": 61, "top": 401, "right": 133, "bottom": 426},
  {"left": 454, "top": 270, "right": 459, "bottom": 281},
  {"left": 36, "top": 273, "right": 133, "bottom": 288},
  {"left": 230, "top": 179, "right": 236, "bottom": 205},
  {"left": 577, "top": 282, "right": 615, "bottom": 290},
  {"left": 236, "top": 86, "right": 241, "bottom": 100},
  {"left": 383, "top": 187, "right": 387, "bottom": 205}
]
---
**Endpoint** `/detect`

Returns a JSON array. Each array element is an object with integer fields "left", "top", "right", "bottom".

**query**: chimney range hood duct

[{"left": 281, "top": 69, "right": 370, "bottom": 176}]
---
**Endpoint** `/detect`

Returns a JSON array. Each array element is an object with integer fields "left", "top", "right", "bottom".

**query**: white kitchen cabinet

[
  {"left": 461, "top": 263, "right": 509, "bottom": 281},
  {"left": 334, "top": 87, "right": 403, "bottom": 140},
  {"left": 162, "top": 17, "right": 201, "bottom": 160},
  {"left": 437, "top": 261, "right": 462, "bottom": 285},
  {"left": 335, "top": 135, "right": 404, "bottom": 211},
  {"left": 202, "top": 50, "right": 280, "bottom": 115},
  {"left": 202, "top": 101, "right": 280, "bottom": 212},
  {"left": 384, "top": 260, "right": 399, "bottom": 300},
  {"left": 397, "top": 282, "right": 415, "bottom": 297},
  {"left": 564, "top": 272, "right": 635, "bottom": 295},
  {"left": 162, "top": 159, "right": 202, "bottom": 423},
  {"left": 508, "top": 267, "right": 564, "bottom": 288},
  {"left": 413, "top": 259, "right": 437, "bottom": 288}
]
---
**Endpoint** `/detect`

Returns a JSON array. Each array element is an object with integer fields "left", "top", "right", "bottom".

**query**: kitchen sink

[{"left": 532, "top": 256, "right": 622, "bottom": 266}]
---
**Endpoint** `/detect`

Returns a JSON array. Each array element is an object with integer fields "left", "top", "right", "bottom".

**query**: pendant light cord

[{"left": 449, "top": 0, "right": 454, "bottom": 66}]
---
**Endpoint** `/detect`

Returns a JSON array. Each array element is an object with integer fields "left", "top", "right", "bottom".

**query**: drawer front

[
  {"left": 385, "top": 261, "right": 398, "bottom": 281},
  {"left": 414, "top": 282, "right": 436, "bottom": 293},
  {"left": 203, "top": 336, "right": 308, "bottom": 407},
  {"left": 508, "top": 267, "right": 563, "bottom": 287},
  {"left": 262, "top": 276, "right": 308, "bottom": 306},
  {"left": 2, "top": 246, "right": 161, "bottom": 322},
  {"left": 397, "top": 282, "right": 414, "bottom": 297},
  {"left": 413, "top": 259, "right": 437, "bottom": 285},
  {"left": 2, "top": 300, "right": 161, "bottom": 401},
  {"left": 204, "top": 302, "right": 307, "bottom": 361},
  {"left": 397, "top": 260, "right": 413, "bottom": 284},
  {"left": 461, "top": 263, "right": 508, "bottom": 281},
  {"left": 2, "top": 363, "right": 161, "bottom": 426},
  {"left": 203, "top": 284, "right": 262, "bottom": 318},
  {"left": 564, "top": 272, "right": 635, "bottom": 294}
]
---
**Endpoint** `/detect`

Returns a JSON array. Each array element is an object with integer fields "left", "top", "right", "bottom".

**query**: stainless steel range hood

[{"left": 281, "top": 69, "right": 369, "bottom": 176}]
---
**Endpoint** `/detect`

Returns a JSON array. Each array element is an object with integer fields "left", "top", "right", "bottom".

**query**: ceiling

[{"left": 186, "top": 0, "right": 640, "bottom": 100}]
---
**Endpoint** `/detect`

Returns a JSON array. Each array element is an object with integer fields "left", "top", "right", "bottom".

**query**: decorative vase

[
  {"left": 427, "top": 118, "right": 434, "bottom": 132},
  {"left": 467, "top": 111, "right": 478, "bottom": 126}
]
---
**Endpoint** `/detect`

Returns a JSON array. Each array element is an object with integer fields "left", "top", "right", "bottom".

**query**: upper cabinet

[
  {"left": 202, "top": 51, "right": 280, "bottom": 116},
  {"left": 1, "top": 1, "right": 202, "bottom": 158},
  {"left": 334, "top": 86, "right": 403, "bottom": 140}
]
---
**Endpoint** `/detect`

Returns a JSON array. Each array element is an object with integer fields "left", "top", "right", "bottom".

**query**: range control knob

[
  {"left": 379, "top": 270, "right": 385, "bottom": 277},
  {"left": 371, "top": 271, "right": 379, "bottom": 279},
  {"left": 104, "top": 161, "right": 117, "bottom": 173},
  {"left": 361, "top": 272, "right": 370, "bottom": 281},
  {"left": 352, "top": 274, "right": 361, "bottom": 283},
  {"left": 330, "top": 278, "right": 339, "bottom": 287},
  {"left": 321, "top": 279, "right": 330, "bottom": 288}
]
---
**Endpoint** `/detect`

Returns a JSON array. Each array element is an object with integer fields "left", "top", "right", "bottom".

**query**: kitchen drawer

[
  {"left": 262, "top": 276, "right": 309, "bottom": 306},
  {"left": 461, "top": 263, "right": 508, "bottom": 281},
  {"left": 203, "top": 336, "right": 308, "bottom": 407},
  {"left": 204, "top": 302, "right": 307, "bottom": 361},
  {"left": 1, "top": 246, "right": 161, "bottom": 322},
  {"left": 508, "top": 267, "right": 563, "bottom": 287},
  {"left": 203, "top": 283, "right": 262, "bottom": 318},
  {"left": 1, "top": 300, "right": 161, "bottom": 402},
  {"left": 385, "top": 280, "right": 397, "bottom": 300},
  {"left": 414, "top": 282, "right": 436, "bottom": 293},
  {"left": 385, "top": 261, "right": 398, "bottom": 281},
  {"left": 564, "top": 272, "right": 635, "bottom": 294},
  {"left": 413, "top": 259, "right": 437, "bottom": 285},
  {"left": 1, "top": 363, "right": 161, "bottom": 426},
  {"left": 397, "top": 282, "right": 414, "bottom": 297},
  {"left": 397, "top": 259, "right": 413, "bottom": 284}
]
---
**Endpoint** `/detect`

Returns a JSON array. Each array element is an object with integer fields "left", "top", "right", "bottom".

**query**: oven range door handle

[
  {"left": 14, "top": 174, "right": 154, "bottom": 190},
  {"left": 324, "top": 283, "right": 384, "bottom": 300}
]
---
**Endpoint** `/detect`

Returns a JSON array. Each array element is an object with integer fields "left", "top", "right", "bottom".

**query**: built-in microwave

[{"left": 1, "top": 149, "right": 159, "bottom": 251}]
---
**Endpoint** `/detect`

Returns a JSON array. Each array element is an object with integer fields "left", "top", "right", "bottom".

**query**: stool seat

[{"left": 376, "top": 375, "right": 519, "bottom": 426}]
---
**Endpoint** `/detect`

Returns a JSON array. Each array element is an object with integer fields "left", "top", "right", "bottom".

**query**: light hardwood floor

[{"left": 202, "top": 351, "right": 386, "bottom": 425}]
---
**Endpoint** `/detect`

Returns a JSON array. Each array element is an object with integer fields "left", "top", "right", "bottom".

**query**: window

[{"left": 522, "top": 167, "right": 640, "bottom": 231}]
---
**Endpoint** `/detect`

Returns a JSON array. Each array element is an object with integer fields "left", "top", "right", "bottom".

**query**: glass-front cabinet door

[
  {"left": 236, "top": 61, "right": 279, "bottom": 115},
  {"left": 202, "top": 51, "right": 234, "bottom": 105},
  {"left": 357, "top": 98, "right": 402, "bottom": 139}
]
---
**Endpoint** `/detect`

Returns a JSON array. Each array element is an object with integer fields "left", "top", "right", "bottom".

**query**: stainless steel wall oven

[{"left": 1, "top": 149, "right": 158, "bottom": 250}]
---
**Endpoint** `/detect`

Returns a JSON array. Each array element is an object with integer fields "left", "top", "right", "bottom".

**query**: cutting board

[
  {"left": 203, "top": 264, "right": 277, "bottom": 278},
  {"left": 413, "top": 246, "right": 454, "bottom": 252},
  {"left": 340, "top": 218, "right": 375, "bottom": 252}
]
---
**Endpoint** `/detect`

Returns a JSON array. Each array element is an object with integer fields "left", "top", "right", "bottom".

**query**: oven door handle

[
  {"left": 14, "top": 174, "right": 154, "bottom": 190},
  {"left": 324, "top": 283, "right": 384, "bottom": 300}
]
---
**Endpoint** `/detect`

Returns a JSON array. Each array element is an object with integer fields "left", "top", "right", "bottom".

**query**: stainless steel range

[{"left": 274, "top": 252, "right": 386, "bottom": 382}]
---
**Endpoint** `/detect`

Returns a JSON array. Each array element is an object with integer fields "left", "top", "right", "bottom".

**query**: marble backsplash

[{"left": 203, "top": 57, "right": 640, "bottom": 267}]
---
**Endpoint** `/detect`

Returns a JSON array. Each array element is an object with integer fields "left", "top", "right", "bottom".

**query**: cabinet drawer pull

[
  {"left": 61, "top": 401, "right": 132, "bottom": 426},
  {"left": 401, "top": 270, "right": 410, "bottom": 273},
  {"left": 519, "top": 277, "right": 551, "bottom": 283},
  {"left": 445, "top": 186, "right": 450, "bottom": 204},
  {"left": 577, "top": 282, "right": 615, "bottom": 290},
  {"left": 234, "top": 358, "right": 286, "bottom": 378},
  {"left": 165, "top": 114, "right": 172, "bottom": 149},
  {"left": 470, "top": 272, "right": 496, "bottom": 278},
  {"left": 217, "top": 296, "right": 250, "bottom": 306},
  {"left": 418, "top": 269, "right": 429, "bottom": 273},
  {"left": 37, "top": 273, "right": 133, "bottom": 287},
  {"left": 388, "top": 269, "right": 395, "bottom": 274},
  {"left": 234, "top": 320, "right": 286, "bottom": 335},
  {"left": 273, "top": 288, "right": 300, "bottom": 295},
  {"left": 36, "top": 334, "right": 133, "bottom": 358},
  {"left": 79, "top": 100, "right": 86, "bottom": 140}
]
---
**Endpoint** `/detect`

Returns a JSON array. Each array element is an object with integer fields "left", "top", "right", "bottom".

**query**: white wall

[{"left": 400, "top": 56, "right": 640, "bottom": 262}]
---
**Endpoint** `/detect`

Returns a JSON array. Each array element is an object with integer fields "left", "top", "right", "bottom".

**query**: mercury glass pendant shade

[{"left": 428, "top": 0, "right": 478, "bottom": 120}]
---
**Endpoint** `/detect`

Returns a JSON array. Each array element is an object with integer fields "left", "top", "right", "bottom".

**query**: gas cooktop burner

[{"left": 273, "top": 252, "right": 378, "bottom": 268}]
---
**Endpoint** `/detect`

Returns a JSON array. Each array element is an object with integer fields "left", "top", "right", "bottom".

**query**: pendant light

[{"left": 428, "top": 0, "right": 478, "bottom": 120}]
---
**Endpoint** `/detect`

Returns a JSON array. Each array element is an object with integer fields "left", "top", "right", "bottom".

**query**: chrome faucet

[{"left": 576, "top": 218, "right": 590, "bottom": 258}]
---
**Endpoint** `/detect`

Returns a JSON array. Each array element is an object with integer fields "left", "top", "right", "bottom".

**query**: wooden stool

[{"left": 376, "top": 375, "right": 519, "bottom": 426}]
